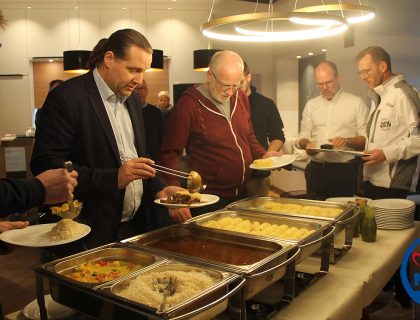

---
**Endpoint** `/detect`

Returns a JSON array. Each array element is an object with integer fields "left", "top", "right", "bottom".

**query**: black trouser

[
  {"left": 363, "top": 181, "right": 409, "bottom": 200},
  {"left": 305, "top": 161, "right": 357, "bottom": 201}
]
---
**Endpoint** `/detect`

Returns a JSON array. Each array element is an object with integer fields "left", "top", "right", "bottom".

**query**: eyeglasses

[
  {"left": 316, "top": 80, "right": 336, "bottom": 88},
  {"left": 210, "top": 70, "right": 243, "bottom": 93},
  {"left": 358, "top": 69, "right": 372, "bottom": 79}
]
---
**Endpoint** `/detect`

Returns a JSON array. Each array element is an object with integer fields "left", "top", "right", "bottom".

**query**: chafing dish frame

[
  {"left": 35, "top": 242, "right": 168, "bottom": 320},
  {"left": 227, "top": 196, "right": 358, "bottom": 263},
  {"left": 123, "top": 224, "right": 301, "bottom": 302},
  {"left": 97, "top": 260, "right": 245, "bottom": 320}
]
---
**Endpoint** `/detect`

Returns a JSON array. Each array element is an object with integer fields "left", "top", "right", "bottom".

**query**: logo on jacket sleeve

[
  {"left": 380, "top": 118, "right": 391, "bottom": 130},
  {"left": 401, "top": 239, "right": 420, "bottom": 304}
]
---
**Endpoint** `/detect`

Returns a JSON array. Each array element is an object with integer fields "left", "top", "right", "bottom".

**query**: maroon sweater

[{"left": 159, "top": 86, "right": 266, "bottom": 198}]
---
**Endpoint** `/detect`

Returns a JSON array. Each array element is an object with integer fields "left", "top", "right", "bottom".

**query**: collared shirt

[
  {"left": 297, "top": 88, "right": 369, "bottom": 163},
  {"left": 93, "top": 68, "right": 143, "bottom": 222}
]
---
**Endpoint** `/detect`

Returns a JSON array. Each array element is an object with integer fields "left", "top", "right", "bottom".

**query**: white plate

[
  {"left": 155, "top": 194, "right": 220, "bottom": 209},
  {"left": 325, "top": 197, "right": 371, "bottom": 205},
  {"left": 307, "top": 148, "right": 366, "bottom": 157},
  {"left": 250, "top": 155, "right": 296, "bottom": 170},
  {"left": 0, "top": 223, "right": 90, "bottom": 247},
  {"left": 378, "top": 224, "right": 413, "bottom": 230},
  {"left": 369, "top": 198, "right": 416, "bottom": 210},
  {"left": 23, "top": 294, "right": 76, "bottom": 319}
]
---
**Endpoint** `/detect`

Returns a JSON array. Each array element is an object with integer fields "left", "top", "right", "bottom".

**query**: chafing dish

[
  {"left": 227, "top": 197, "right": 358, "bottom": 263},
  {"left": 186, "top": 210, "right": 334, "bottom": 267},
  {"left": 123, "top": 224, "right": 299, "bottom": 301},
  {"left": 97, "top": 260, "right": 244, "bottom": 320},
  {"left": 35, "top": 243, "right": 167, "bottom": 320}
]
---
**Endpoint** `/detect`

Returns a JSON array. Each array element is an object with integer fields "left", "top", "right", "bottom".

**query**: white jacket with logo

[{"left": 364, "top": 74, "right": 420, "bottom": 191}]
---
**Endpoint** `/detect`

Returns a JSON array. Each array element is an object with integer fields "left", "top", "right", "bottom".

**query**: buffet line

[{"left": 35, "top": 197, "right": 359, "bottom": 320}]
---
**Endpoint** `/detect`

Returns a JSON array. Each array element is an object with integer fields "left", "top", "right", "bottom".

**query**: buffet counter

[
  {"left": 270, "top": 222, "right": 420, "bottom": 320},
  {"left": 6, "top": 223, "right": 419, "bottom": 320}
]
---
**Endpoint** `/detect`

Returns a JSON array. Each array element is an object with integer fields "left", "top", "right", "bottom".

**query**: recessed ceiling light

[
  {"left": 122, "top": 7, "right": 127, "bottom": 10},
  {"left": 296, "top": 55, "right": 302, "bottom": 59},
  {"left": 168, "top": 7, "right": 172, "bottom": 10},
  {"left": 48, "top": 59, "right": 54, "bottom": 62},
  {"left": 322, "top": 48, "right": 327, "bottom": 52},
  {"left": 27, "top": 6, "right": 32, "bottom": 9},
  {"left": 308, "top": 52, "right": 314, "bottom": 56}
]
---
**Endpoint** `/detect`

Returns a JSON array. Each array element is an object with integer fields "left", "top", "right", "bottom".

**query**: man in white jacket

[
  {"left": 356, "top": 46, "right": 420, "bottom": 309},
  {"left": 356, "top": 46, "right": 420, "bottom": 200}
]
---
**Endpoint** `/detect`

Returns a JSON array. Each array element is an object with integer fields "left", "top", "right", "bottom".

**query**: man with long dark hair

[{"left": 31, "top": 29, "right": 187, "bottom": 252}]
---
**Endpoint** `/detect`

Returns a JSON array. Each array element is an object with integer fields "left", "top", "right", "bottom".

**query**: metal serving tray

[
  {"left": 186, "top": 210, "right": 333, "bottom": 266},
  {"left": 98, "top": 260, "right": 244, "bottom": 320},
  {"left": 35, "top": 243, "right": 168, "bottom": 320},
  {"left": 123, "top": 224, "right": 299, "bottom": 300},
  {"left": 227, "top": 197, "right": 358, "bottom": 263}
]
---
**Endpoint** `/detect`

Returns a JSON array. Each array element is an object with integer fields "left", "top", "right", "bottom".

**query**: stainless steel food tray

[
  {"left": 35, "top": 242, "right": 168, "bottom": 320},
  {"left": 227, "top": 197, "right": 358, "bottom": 263},
  {"left": 123, "top": 224, "right": 300, "bottom": 300},
  {"left": 98, "top": 260, "right": 244, "bottom": 320},
  {"left": 186, "top": 210, "right": 333, "bottom": 265}
]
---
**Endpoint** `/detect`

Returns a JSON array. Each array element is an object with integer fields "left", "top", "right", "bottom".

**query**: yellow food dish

[
  {"left": 252, "top": 158, "right": 274, "bottom": 168},
  {"left": 64, "top": 259, "right": 142, "bottom": 283},
  {"left": 261, "top": 202, "right": 342, "bottom": 218},
  {"left": 201, "top": 216, "right": 315, "bottom": 241}
]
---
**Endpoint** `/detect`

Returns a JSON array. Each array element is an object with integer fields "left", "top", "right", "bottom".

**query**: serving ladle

[
  {"left": 50, "top": 161, "right": 83, "bottom": 220},
  {"left": 152, "top": 276, "right": 177, "bottom": 312}
]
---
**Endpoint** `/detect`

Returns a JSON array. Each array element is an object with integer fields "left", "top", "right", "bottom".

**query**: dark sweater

[
  {"left": 0, "top": 178, "right": 44, "bottom": 216},
  {"left": 248, "top": 86, "right": 285, "bottom": 178}
]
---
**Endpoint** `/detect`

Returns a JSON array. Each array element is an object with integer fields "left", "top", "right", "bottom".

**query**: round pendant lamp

[
  {"left": 193, "top": 49, "right": 221, "bottom": 71},
  {"left": 63, "top": 50, "right": 91, "bottom": 74},
  {"left": 149, "top": 49, "right": 164, "bottom": 71}
]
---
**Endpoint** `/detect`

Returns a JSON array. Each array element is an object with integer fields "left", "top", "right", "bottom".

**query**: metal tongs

[
  {"left": 50, "top": 161, "right": 83, "bottom": 219},
  {"left": 120, "top": 157, "right": 204, "bottom": 193}
]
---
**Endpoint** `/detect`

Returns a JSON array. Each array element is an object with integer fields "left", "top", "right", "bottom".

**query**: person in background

[
  {"left": 35, "top": 79, "right": 64, "bottom": 128},
  {"left": 356, "top": 46, "right": 420, "bottom": 309},
  {"left": 31, "top": 29, "right": 188, "bottom": 252},
  {"left": 159, "top": 51, "right": 281, "bottom": 218},
  {"left": 296, "top": 60, "right": 369, "bottom": 200},
  {"left": 133, "top": 80, "right": 170, "bottom": 230},
  {"left": 241, "top": 61, "right": 285, "bottom": 197},
  {"left": 157, "top": 90, "right": 173, "bottom": 123},
  {"left": 133, "top": 80, "right": 165, "bottom": 162}
]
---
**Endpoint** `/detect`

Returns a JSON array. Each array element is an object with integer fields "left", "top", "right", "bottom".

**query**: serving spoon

[{"left": 50, "top": 161, "right": 83, "bottom": 220}]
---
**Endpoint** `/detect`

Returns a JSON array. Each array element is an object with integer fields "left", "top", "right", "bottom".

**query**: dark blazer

[
  {"left": 0, "top": 178, "right": 45, "bottom": 216},
  {"left": 31, "top": 71, "right": 165, "bottom": 250}
]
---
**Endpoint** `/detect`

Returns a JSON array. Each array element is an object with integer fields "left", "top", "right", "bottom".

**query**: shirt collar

[
  {"left": 373, "top": 74, "right": 403, "bottom": 97},
  {"left": 321, "top": 87, "right": 343, "bottom": 103},
  {"left": 93, "top": 68, "right": 127, "bottom": 104}
]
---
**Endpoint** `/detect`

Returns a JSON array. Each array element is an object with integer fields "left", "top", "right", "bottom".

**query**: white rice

[
  {"left": 48, "top": 219, "right": 86, "bottom": 241},
  {"left": 117, "top": 269, "right": 217, "bottom": 310}
]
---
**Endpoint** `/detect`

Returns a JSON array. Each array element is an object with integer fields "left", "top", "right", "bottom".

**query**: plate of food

[
  {"left": 250, "top": 155, "right": 296, "bottom": 170},
  {"left": 155, "top": 191, "right": 219, "bottom": 208},
  {"left": 0, "top": 220, "right": 90, "bottom": 247}
]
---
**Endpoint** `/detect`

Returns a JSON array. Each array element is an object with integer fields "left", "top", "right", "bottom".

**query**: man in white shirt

[
  {"left": 296, "top": 61, "right": 369, "bottom": 200},
  {"left": 356, "top": 46, "right": 420, "bottom": 200},
  {"left": 356, "top": 45, "right": 420, "bottom": 309}
]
